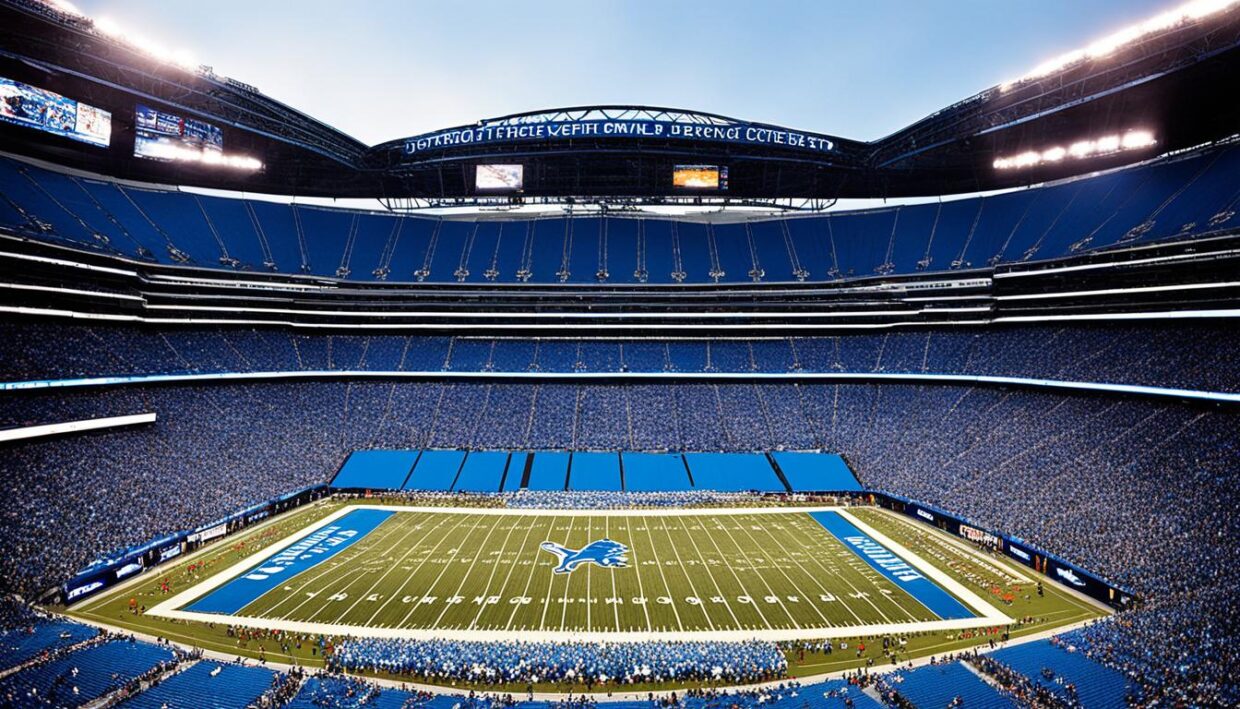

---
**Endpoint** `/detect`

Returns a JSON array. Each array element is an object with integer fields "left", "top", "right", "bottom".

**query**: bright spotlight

[{"left": 994, "top": 131, "right": 1157, "bottom": 170}]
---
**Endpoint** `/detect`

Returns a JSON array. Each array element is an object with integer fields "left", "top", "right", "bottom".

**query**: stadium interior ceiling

[{"left": 1, "top": 0, "right": 1239, "bottom": 203}]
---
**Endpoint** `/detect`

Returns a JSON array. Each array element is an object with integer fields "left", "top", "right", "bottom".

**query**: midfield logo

[{"left": 540, "top": 539, "right": 629, "bottom": 574}]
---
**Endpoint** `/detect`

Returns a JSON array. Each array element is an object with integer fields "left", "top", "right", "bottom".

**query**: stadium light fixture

[
  {"left": 1000, "top": 0, "right": 1240, "bottom": 91},
  {"left": 90, "top": 15, "right": 199, "bottom": 72},
  {"left": 993, "top": 130, "right": 1155, "bottom": 170}
]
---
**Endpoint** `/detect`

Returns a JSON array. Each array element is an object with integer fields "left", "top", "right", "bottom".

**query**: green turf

[
  {"left": 217, "top": 509, "right": 947, "bottom": 633},
  {"left": 58, "top": 499, "right": 1105, "bottom": 692}
]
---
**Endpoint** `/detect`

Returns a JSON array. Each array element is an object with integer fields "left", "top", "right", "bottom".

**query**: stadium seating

[
  {"left": 684, "top": 452, "right": 786, "bottom": 492},
  {"left": 452, "top": 450, "right": 512, "bottom": 492},
  {"left": 118, "top": 660, "right": 277, "bottom": 709},
  {"left": 0, "top": 619, "right": 97, "bottom": 672},
  {"left": 3, "top": 322, "right": 1238, "bottom": 397},
  {"left": 283, "top": 674, "right": 418, "bottom": 709},
  {"left": 990, "top": 639, "right": 1130, "bottom": 708},
  {"left": 3, "top": 142, "right": 1239, "bottom": 283},
  {"left": 0, "top": 638, "right": 175, "bottom": 706},
  {"left": 891, "top": 661, "right": 1016, "bottom": 708}
]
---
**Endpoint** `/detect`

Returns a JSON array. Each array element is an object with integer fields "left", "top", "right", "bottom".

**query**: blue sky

[{"left": 73, "top": 0, "right": 1173, "bottom": 146}]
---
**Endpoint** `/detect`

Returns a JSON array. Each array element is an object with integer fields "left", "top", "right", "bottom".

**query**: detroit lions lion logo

[{"left": 540, "top": 538, "right": 629, "bottom": 574}]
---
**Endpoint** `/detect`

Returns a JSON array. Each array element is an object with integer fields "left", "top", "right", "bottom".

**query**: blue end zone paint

[
  {"left": 810, "top": 511, "right": 975, "bottom": 620},
  {"left": 185, "top": 509, "right": 394, "bottom": 614}
]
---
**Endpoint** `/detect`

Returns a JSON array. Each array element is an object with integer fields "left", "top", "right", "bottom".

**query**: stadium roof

[{"left": 1, "top": 0, "right": 1238, "bottom": 202}]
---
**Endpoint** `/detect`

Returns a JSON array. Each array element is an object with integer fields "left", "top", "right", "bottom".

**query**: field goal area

[{"left": 146, "top": 505, "right": 1019, "bottom": 643}]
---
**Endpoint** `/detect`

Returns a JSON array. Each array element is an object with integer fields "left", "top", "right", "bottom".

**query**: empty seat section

[
  {"left": 922, "top": 199, "right": 982, "bottom": 271},
  {"left": 455, "top": 221, "right": 499, "bottom": 283},
  {"left": 772, "top": 452, "right": 861, "bottom": 491},
  {"left": 603, "top": 217, "right": 639, "bottom": 283},
  {"left": 712, "top": 223, "right": 759, "bottom": 281},
  {"left": 382, "top": 215, "right": 437, "bottom": 281},
  {"left": 990, "top": 640, "right": 1129, "bottom": 708},
  {"left": 404, "top": 449, "right": 466, "bottom": 491},
  {"left": 622, "top": 452, "right": 691, "bottom": 491},
  {"left": 123, "top": 188, "right": 224, "bottom": 264},
  {"left": 194, "top": 194, "right": 268, "bottom": 270},
  {"left": 488, "top": 221, "right": 531, "bottom": 282},
  {"left": 748, "top": 220, "right": 797, "bottom": 282},
  {"left": 786, "top": 217, "right": 836, "bottom": 278},
  {"left": 676, "top": 222, "right": 713, "bottom": 281},
  {"left": 295, "top": 205, "right": 354, "bottom": 277},
  {"left": 641, "top": 219, "right": 678, "bottom": 283},
  {"left": 896, "top": 662, "right": 1016, "bottom": 709},
  {"left": 526, "top": 451, "right": 570, "bottom": 490},
  {"left": 684, "top": 452, "right": 786, "bottom": 492},
  {"left": 566, "top": 216, "right": 602, "bottom": 283},
  {"left": 528, "top": 218, "right": 567, "bottom": 283},
  {"left": 0, "top": 620, "right": 97, "bottom": 670},
  {"left": 452, "top": 451, "right": 510, "bottom": 492},
  {"left": 247, "top": 200, "right": 305, "bottom": 273},
  {"left": 874, "top": 203, "right": 930, "bottom": 274},
  {"left": 331, "top": 450, "right": 419, "bottom": 489},
  {"left": 568, "top": 451, "right": 622, "bottom": 490},
  {"left": 0, "top": 639, "right": 175, "bottom": 706},
  {"left": 120, "top": 661, "right": 277, "bottom": 709},
  {"left": 501, "top": 452, "right": 530, "bottom": 491},
  {"left": 0, "top": 161, "right": 103, "bottom": 249},
  {"left": 21, "top": 167, "right": 137, "bottom": 255},
  {"left": 831, "top": 209, "right": 894, "bottom": 277},
  {"left": 342, "top": 212, "right": 400, "bottom": 280},
  {"left": 416, "top": 219, "right": 468, "bottom": 282},
  {"left": 447, "top": 338, "right": 495, "bottom": 371}
]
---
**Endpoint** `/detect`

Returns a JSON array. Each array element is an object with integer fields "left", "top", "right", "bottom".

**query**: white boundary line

[{"left": 146, "top": 505, "right": 1011, "bottom": 642}]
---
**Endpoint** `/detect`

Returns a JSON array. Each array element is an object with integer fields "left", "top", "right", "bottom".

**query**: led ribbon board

[{"left": 404, "top": 119, "right": 835, "bottom": 155}]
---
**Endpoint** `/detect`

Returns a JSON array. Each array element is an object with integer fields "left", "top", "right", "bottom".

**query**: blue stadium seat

[
  {"left": 0, "top": 639, "right": 174, "bottom": 706},
  {"left": 895, "top": 661, "right": 1015, "bottom": 708},
  {"left": 119, "top": 661, "right": 276, "bottom": 709},
  {"left": 990, "top": 640, "right": 1130, "bottom": 708}
]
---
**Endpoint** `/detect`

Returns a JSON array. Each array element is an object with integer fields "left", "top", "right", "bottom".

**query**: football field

[{"left": 149, "top": 506, "right": 1011, "bottom": 642}]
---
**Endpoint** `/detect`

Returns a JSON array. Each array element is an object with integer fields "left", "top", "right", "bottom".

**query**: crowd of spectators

[
  {"left": 1, "top": 321, "right": 1237, "bottom": 394},
  {"left": 329, "top": 638, "right": 787, "bottom": 688},
  {"left": 0, "top": 329, "right": 1235, "bottom": 702}
]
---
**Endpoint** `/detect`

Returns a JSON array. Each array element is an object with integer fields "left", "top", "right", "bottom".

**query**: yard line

[
  {"left": 246, "top": 512, "right": 426, "bottom": 618},
  {"left": 741, "top": 516, "right": 858, "bottom": 628},
  {"left": 502, "top": 516, "right": 558, "bottom": 631},
  {"left": 696, "top": 516, "right": 776, "bottom": 630},
  {"left": 328, "top": 514, "right": 462, "bottom": 623},
  {"left": 712, "top": 516, "right": 801, "bottom": 629},
  {"left": 605, "top": 516, "right": 620, "bottom": 632},
  {"left": 785, "top": 514, "right": 913, "bottom": 624},
  {"left": 467, "top": 518, "right": 541, "bottom": 630},
  {"left": 623, "top": 516, "right": 653, "bottom": 632},
  {"left": 559, "top": 515, "right": 591, "bottom": 632},
  {"left": 538, "top": 515, "right": 574, "bottom": 630},
  {"left": 731, "top": 516, "right": 833, "bottom": 628},
  {"left": 371, "top": 513, "right": 476, "bottom": 627},
  {"left": 428, "top": 515, "right": 507, "bottom": 629},
  {"left": 639, "top": 515, "right": 684, "bottom": 632},
  {"left": 672, "top": 515, "right": 742, "bottom": 629},
  {"left": 393, "top": 514, "right": 492, "bottom": 628},
  {"left": 656, "top": 517, "right": 714, "bottom": 630}
]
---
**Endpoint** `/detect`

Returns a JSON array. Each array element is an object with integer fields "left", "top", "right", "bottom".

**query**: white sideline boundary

[{"left": 147, "top": 505, "right": 1012, "bottom": 643}]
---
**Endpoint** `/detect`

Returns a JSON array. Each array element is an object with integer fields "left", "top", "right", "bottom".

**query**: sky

[{"left": 71, "top": 0, "right": 1174, "bottom": 147}]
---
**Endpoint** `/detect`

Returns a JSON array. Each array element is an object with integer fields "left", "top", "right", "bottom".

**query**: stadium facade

[{"left": 0, "top": 0, "right": 1237, "bottom": 706}]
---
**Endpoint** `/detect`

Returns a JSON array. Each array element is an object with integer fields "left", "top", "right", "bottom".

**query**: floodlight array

[
  {"left": 993, "top": 131, "right": 1156, "bottom": 170},
  {"left": 1000, "top": 0, "right": 1240, "bottom": 91}
]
